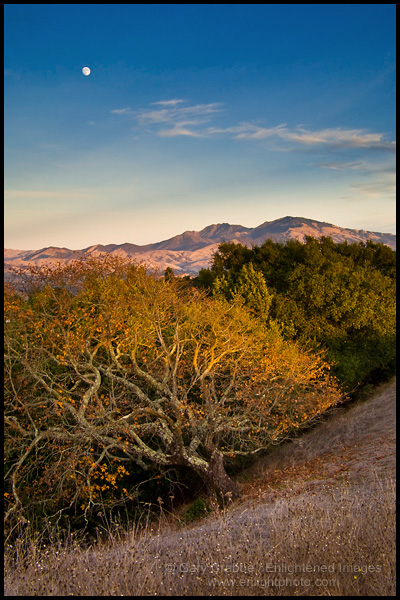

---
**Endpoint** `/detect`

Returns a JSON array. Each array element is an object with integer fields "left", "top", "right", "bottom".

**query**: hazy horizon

[
  {"left": 5, "top": 5, "right": 396, "bottom": 250},
  {"left": 4, "top": 215, "right": 396, "bottom": 254}
]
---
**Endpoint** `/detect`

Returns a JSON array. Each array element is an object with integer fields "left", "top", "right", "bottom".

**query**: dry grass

[{"left": 4, "top": 379, "right": 396, "bottom": 596}]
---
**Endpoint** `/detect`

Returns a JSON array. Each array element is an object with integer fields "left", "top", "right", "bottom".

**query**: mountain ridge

[{"left": 4, "top": 216, "right": 396, "bottom": 276}]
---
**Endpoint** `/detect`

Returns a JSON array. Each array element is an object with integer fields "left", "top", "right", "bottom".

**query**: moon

[{"left": 82, "top": 66, "right": 91, "bottom": 76}]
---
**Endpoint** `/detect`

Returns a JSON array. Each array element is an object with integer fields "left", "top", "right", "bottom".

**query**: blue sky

[{"left": 4, "top": 4, "right": 396, "bottom": 250}]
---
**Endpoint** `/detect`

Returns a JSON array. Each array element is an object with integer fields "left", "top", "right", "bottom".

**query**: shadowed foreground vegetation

[
  {"left": 4, "top": 466, "right": 395, "bottom": 597},
  {"left": 4, "top": 381, "right": 396, "bottom": 596}
]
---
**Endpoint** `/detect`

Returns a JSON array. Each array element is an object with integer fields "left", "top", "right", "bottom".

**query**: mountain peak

[
  {"left": 5, "top": 216, "right": 396, "bottom": 276},
  {"left": 199, "top": 222, "right": 252, "bottom": 239}
]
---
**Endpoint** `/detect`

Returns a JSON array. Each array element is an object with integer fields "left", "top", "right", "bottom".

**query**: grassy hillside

[{"left": 5, "top": 378, "right": 396, "bottom": 596}]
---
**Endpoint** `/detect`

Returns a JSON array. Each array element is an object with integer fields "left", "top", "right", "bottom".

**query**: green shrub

[{"left": 181, "top": 497, "right": 211, "bottom": 524}]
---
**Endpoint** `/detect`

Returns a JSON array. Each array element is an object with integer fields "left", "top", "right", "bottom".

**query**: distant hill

[{"left": 4, "top": 216, "right": 396, "bottom": 276}]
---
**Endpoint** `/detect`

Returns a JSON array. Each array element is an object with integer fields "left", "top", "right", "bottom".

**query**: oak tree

[{"left": 5, "top": 257, "right": 341, "bottom": 528}]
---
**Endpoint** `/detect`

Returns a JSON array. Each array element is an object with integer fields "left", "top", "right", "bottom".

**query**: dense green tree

[
  {"left": 213, "top": 262, "right": 273, "bottom": 321},
  {"left": 195, "top": 237, "right": 396, "bottom": 390}
]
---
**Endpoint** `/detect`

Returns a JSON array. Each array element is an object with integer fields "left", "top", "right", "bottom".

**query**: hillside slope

[{"left": 236, "top": 378, "right": 396, "bottom": 501}]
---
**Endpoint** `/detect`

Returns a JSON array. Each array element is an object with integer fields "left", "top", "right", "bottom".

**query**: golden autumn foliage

[{"left": 4, "top": 256, "right": 341, "bottom": 530}]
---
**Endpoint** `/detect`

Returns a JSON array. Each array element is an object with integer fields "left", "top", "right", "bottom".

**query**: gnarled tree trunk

[{"left": 186, "top": 450, "right": 241, "bottom": 505}]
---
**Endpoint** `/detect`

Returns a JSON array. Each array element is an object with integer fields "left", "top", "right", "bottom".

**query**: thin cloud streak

[
  {"left": 314, "top": 159, "right": 396, "bottom": 172},
  {"left": 135, "top": 102, "right": 224, "bottom": 128},
  {"left": 112, "top": 100, "right": 223, "bottom": 129},
  {"left": 112, "top": 100, "right": 396, "bottom": 153},
  {"left": 158, "top": 127, "right": 206, "bottom": 138},
  {"left": 315, "top": 161, "right": 365, "bottom": 170},
  {"left": 151, "top": 99, "right": 185, "bottom": 106},
  {"left": 111, "top": 107, "right": 132, "bottom": 115},
  {"left": 234, "top": 124, "right": 396, "bottom": 151}
]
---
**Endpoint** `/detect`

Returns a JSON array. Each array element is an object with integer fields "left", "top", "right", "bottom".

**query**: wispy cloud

[
  {"left": 314, "top": 159, "right": 396, "bottom": 172},
  {"left": 291, "top": 127, "right": 395, "bottom": 151},
  {"left": 157, "top": 127, "right": 206, "bottom": 138},
  {"left": 151, "top": 99, "right": 185, "bottom": 107},
  {"left": 111, "top": 107, "right": 132, "bottom": 115},
  {"left": 349, "top": 171, "right": 396, "bottom": 199},
  {"left": 233, "top": 124, "right": 396, "bottom": 151},
  {"left": 136, "top": 102, "right": 224, "bottom": 133},
  {"left": 111, "top": 99, "right": 396, "bottom": 153},
  {"left": 315, "top": 161, "right": 365, "bottom": 170},
  {"left": 112, "top": 100, "right": 224, "bottom": 137}
]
